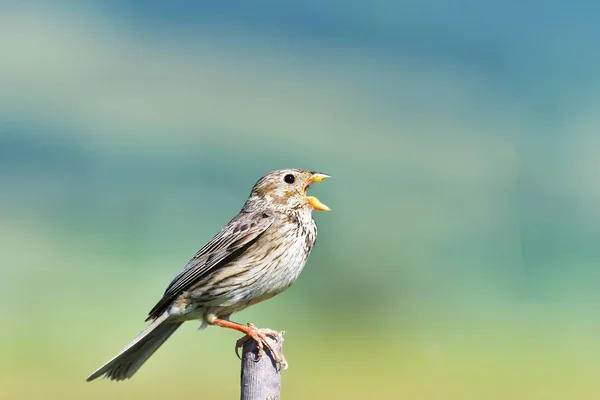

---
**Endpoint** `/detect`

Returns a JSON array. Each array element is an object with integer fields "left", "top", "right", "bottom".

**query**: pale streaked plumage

[{"left": 87, "top": 169, "right": 329, "bottom": 381}]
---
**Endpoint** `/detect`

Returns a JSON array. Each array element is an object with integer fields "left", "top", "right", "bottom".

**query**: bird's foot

[{"left": 235, "top": 324, "right": 287, "bottom": 369}]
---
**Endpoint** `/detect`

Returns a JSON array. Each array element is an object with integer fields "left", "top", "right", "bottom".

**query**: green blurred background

[{"left": 2, "top": 2, "right": 600, "bottom": 399}]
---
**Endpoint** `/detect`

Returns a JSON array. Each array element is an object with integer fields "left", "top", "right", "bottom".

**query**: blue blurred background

[{"left": 1, "top": 1, "right": 600, "bottom": 399}]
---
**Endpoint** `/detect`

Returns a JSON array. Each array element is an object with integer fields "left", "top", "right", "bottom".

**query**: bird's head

[{"left": 244, "top": 169, "right": 331, "bottom": 213}]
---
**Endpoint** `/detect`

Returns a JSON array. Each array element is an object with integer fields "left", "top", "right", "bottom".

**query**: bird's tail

[{"left": 87, "top": 312, "right": 182, "bottom": 381}]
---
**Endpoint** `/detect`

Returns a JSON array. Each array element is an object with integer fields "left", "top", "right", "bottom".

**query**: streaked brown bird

[{"left": 87, "top": 169, "right": 330, "bottom": 381}]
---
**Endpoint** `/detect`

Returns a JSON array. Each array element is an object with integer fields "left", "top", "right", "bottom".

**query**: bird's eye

[{"left": 284, "top": 174, "right": 295, "bottom": 184}]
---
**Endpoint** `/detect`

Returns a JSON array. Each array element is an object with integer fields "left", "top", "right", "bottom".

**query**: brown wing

[{"left": 146, "top": 210, "right": 274, "bottom": 320}]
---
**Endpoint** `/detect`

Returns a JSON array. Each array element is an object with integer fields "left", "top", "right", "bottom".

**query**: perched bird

[{"left": 87, "top": 169, "right": 330, "bottom": 381}]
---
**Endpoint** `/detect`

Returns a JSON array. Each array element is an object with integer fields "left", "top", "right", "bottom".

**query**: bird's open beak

[{"left": 304, "top": 173, "right": 331, "bottom": 211}]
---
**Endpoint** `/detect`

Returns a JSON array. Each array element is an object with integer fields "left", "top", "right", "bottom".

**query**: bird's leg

[{"left": 208, "top": 317, "right": 285, "bottom": 364}]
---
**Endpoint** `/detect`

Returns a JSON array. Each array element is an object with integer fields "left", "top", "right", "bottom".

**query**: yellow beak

[{"left": 304, "top": 173, "right": 331, "bottom": 211}]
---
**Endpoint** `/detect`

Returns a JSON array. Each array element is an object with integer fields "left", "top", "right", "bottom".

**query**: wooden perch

[{"left": 240, "top": 332, "right": 286, "bottom": 400}]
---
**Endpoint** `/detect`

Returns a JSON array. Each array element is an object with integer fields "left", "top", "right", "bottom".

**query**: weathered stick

[{"left": 240, "top": 332, "right": 285, "bottom": 400}]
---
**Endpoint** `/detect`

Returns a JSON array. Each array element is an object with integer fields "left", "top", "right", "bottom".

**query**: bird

[{"left": 86, "top": 168, "right": 330, "bottom": 381}]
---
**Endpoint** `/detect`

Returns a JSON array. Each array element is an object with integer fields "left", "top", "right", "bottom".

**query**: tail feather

[{"left": 87, "top": 312, "right": 182, "bottom": 381}]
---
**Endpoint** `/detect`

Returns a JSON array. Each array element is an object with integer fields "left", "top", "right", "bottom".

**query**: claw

[{"left": 235, "top": 324, "right": 286, "bottom": 366}]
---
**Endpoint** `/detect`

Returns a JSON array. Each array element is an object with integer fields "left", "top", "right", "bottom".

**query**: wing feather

[{"left": 146, "top": 211, "right": 274, "bottom": 320}]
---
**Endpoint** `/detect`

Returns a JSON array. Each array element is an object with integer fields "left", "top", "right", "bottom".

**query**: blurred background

[{"left": 1, "top": 1, "right": 600, "bottom": 399}]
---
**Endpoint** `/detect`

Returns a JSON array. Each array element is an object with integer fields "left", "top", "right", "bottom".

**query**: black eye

[{"left": 284, "top": 174, "right": 295, "bottom": 184}]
